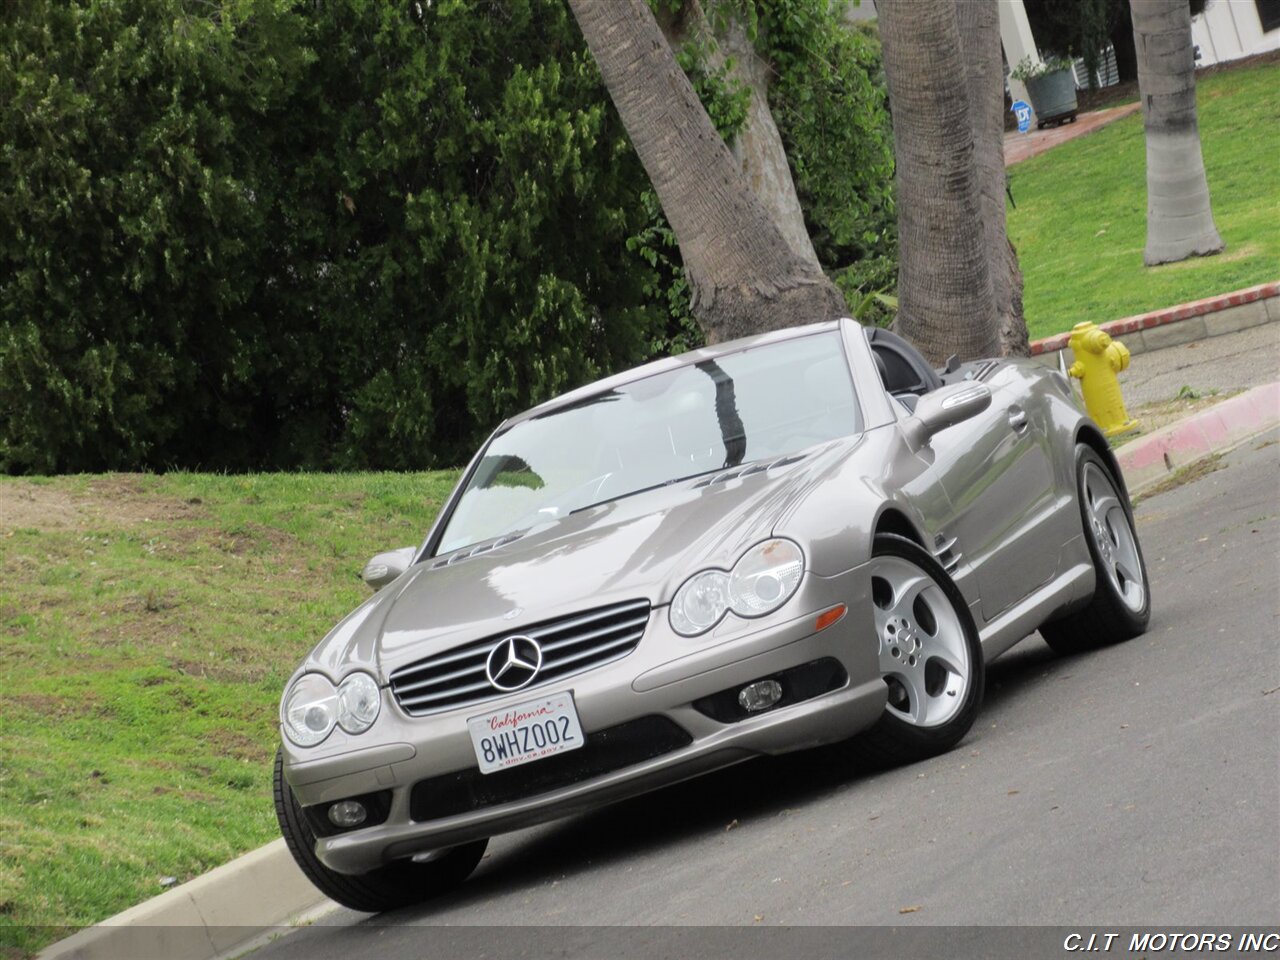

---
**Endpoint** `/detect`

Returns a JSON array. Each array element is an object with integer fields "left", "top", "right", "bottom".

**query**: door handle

[{"left": 1009, "top": 409, "right": 1029, "bottom": 432}]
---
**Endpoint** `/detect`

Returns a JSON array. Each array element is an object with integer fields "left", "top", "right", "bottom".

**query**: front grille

[
  {"left": 389, "top": 599, "right": 651, "bottom": 716},
  {"left": 409, "top": 715, "right": 692, "bottom": 821}
]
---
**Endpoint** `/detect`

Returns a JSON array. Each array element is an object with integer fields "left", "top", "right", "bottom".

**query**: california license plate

[{"left": 467, "top": 692, "right": 585, "bottom": 775}]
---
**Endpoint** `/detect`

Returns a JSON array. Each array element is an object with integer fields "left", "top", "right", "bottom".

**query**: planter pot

[{"left": 1025, "top": 68, "right": 1078, "bottom": 125}]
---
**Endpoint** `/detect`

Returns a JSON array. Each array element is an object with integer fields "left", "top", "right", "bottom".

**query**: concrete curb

[
  {"left": 1029, "top": 280, "right": 1279, "bottom": 364},
  {"left": 1116, "top": 381, "right": 1280, "bottom": 494},
  {"left": 38, "top": 840, "right": 332, "bottom": 960}
]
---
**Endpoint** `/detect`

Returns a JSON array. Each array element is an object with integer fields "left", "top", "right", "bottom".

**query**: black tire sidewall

[
  {"left": 1074, "top": 446, "right": 1151, "bottom": 629},
  {"left": 273, "top": 747, "right": 486, "bottom": 913}
]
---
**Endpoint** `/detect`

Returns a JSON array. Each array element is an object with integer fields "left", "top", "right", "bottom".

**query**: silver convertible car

[{"left": 274, "top": 318, "right": 1150, "bottom": 911}]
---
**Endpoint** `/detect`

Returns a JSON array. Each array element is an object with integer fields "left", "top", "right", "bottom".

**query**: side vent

[
  {"left": 693, "top": 452, "right": 809, "bottom": 489},
  {"left": 431, "top": 532, "right": 525, "bottom": 569},
  {"left": 932, "top": 533, "right": 962, "bottom": 576}
]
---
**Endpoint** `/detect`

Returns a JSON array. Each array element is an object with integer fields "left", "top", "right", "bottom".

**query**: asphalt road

[{"left": 253, "top": 431, "right": 1280, "bottom": 958}]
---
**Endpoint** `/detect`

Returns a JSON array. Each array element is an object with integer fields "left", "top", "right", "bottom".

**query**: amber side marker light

[{"left": 814, "top": 604, "right": 847, "bottom": 632}]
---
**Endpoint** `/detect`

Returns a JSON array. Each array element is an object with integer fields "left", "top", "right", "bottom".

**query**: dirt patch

[
  {"left": 7, "top": 691, "right": 102, "bottom": 719},
  {"left": 203, "top": 729, "right": 272, "bottom": 763},
  {"left": 171, "top": 658, "right": 269, "bottom": 684},
  {"left": 1117, "top": 390, "right": 1237, "bottom": 441},
  {"left": 0, "top": 476, "right": 206, "bottom": 532},
  {"left": 1134, "top": 453, "right": 1225, "bottom": 504}
]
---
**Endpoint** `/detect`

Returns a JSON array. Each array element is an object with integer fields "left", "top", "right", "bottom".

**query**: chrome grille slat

[
  {"left": 392, "top": 656, "right": 489, "bottom": 695},
  {"left": 523, "top": 600, "right": 650, "bottom": 640},
  {"left": 396, "top": 643, "right": 490, "bottom": 674},
  {"left": 398, "top": 677, "right": 494, "bottom": 706},
  {"left": 539, "top": 632, "right": 641, "bottom": 671},
  {"left": 538, "top": 615, "right": 649, "bottom": 652},
  {"left": 389, "top": 599, "right": 651, "bottom": 716}
]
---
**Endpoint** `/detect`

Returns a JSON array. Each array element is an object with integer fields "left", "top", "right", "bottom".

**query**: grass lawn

[
  {"left": 0, "top": 472, "right": 457, "bottom": 956},
  {"left": 1007, "top": 58, "right": 1280, "bottom": 341}
]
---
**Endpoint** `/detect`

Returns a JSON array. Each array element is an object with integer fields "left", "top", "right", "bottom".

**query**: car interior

[{"left": 864, "top": 326, "right": 944, "bottom": 411}]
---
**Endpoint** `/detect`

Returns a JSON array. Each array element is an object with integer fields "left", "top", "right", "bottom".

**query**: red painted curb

[
  {"left": 1030, "top": 281, "right": 1280, "bottom": 356},
  {"left": 1116, "top": 381, "right": 1280, "bottom": 493}
]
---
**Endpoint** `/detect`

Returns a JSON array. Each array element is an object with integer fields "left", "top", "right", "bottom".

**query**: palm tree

[
  {"left": 1130, "top": 0, "right": 1224, "bottom": 265},
  {"left": 877, "top": 0, "right": 1001, "bottom": 364},
  {"left": 567, "top": 0, "right": 846, "bottom": 344},
  {"left": 955, "top": 0, "right": 1029, "bottom": 357}
]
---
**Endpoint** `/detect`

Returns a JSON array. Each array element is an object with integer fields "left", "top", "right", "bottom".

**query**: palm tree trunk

[
  {"left": 656, "top": 1, "right": 820, "bottom": 267},
  {"left": 955, "top": 0, "right": 1029, "bottom": 357},
  {"left": 568, "top": 0, "right": 845, "bottom": 344},
  {"left": 878, "top": 0, "right": 999, "bottom": 365},
  {"left": 1130, "top": 0, "right": 1224, "bottom": 266}
]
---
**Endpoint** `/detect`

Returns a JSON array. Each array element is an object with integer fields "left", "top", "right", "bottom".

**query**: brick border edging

[{"left": 1029, "top": 281, "right": 1279, "bottom": 358}]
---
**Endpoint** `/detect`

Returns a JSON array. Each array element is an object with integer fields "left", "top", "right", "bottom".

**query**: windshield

[{"left": 436, "top": 332, "right": 861, "bottom": 555}]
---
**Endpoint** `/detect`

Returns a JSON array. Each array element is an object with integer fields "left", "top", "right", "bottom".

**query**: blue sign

[{"left": 1012, "top": 99, "right": 1032, "bottom": 134}]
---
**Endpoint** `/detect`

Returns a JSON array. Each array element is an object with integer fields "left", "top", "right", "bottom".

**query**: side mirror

[
  {"left": 361, "top": 546, "right": 417, "bottom": 590},
  {"left": 904, "top": 382, "right": 992, "bottom": 448}
]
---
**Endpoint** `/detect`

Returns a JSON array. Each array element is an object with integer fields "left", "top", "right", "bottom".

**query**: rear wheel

[
  {"left": 274, "top": 749, "right": 487, "bottom": 913},
  {"left": 1040, "top": 446, "right": 1150, "bottom": 654},
  {"left": 847, "top": 534, "right": 984, "bottom": 767}
]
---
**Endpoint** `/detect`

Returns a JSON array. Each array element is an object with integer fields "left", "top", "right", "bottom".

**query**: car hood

[{"left": 306, "top": 438, "right": 859, "bottom": 680}]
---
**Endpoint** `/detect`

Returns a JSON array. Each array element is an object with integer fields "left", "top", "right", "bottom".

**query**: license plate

[{"left": 467, "top": 692, "right": 585, "bottom": 775}]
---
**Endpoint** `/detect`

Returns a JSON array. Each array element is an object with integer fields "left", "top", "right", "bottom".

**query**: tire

[
  {"left": 273, "top": 748, "right": 487, "bottom": 913},
  {"left": 1040, "top": 445, "right": 1151, "bottom": 655},
  {"left": 846, "top": 534, "right": 985, "bottom": 767}
]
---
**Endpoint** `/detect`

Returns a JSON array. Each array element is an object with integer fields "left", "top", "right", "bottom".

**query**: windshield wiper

[{"left": 568, "top": 462, "right": 755, "bottom": 516}]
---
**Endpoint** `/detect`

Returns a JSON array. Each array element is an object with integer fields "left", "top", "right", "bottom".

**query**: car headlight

[
  {"left": 728, "top": 538, "right": 804, "bottom": 616},
  {"left": 283, "top": 672, "right": 382, "bottom": 746},
  {"left": 337, "top": 672, "right": 381, "bottom": 734},
  {"left": 283, "top": 674, "right": 338, "bottom": 746},
  {"left": 669, "top": 569, "right": 732, "bottom": 637},
  {"left": 670, "top": 539, "right": 805, "bottom": 637}
]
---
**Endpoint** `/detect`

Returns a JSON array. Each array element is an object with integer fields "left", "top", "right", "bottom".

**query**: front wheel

[
  {"left": 1040, "top": 446, "right": 1150, "bottom": 655},
  {"left": 846, "top": 534, "right": 985, "bottom": 767},
  {"left": 274, "top": 749, "right": 487, "bottom": 913}
]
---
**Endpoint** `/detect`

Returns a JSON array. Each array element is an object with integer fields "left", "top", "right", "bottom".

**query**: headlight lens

[
  {"left": 669, "top": 539, "right": 805, "bottom": 637},
  {"left": 337, "top": 672, "right": 381, "bottom": 734},
  {"left": 669, "top": 569, "right": 732, "bottom": 636},
  {"left": 283, "top": 674, "right": 338, "bottom": 746},
  {"left": 729, "top": 538, "right": 805, "bottom": 617}
]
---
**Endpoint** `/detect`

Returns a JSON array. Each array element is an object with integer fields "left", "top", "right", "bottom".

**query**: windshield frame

[{"left": 419, "top": 328, "right": 863, "bottom": 561}]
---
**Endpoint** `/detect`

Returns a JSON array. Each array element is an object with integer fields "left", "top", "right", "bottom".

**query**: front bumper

[{"left": 283, "top": 562, "right": 885, "bottom": 876}]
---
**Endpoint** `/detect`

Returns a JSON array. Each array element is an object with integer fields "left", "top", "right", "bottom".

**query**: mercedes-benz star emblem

[{"left": 485, "top": 636, "right": 543, "bottom": 691}]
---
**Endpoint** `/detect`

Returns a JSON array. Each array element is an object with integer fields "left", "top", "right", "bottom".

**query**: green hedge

[{"left": 0, "top": 0, "right": 894, "bottom": 473}]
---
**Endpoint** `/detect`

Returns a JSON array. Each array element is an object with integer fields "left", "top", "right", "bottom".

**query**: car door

[{"left": 925, "top": 364, "right": 1059, "bottom": 622}]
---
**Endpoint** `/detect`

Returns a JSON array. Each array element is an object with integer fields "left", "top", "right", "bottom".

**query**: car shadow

[{"left": 366, "top": 633, "right": 1067, "bottom": 924}]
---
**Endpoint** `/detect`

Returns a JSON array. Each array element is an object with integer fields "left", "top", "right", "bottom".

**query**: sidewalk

[{"left": 1004, "top": 101, "right": 1141, "bottom": 166}]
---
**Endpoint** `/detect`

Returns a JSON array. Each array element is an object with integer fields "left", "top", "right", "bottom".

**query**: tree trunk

[
  {"left": 878, "top": 0, "right": 1000, "bottom": 365},
  {"left": 1130, "top": 0, "right": 1224, "bottom": 266},
  {"left": 955, "top": 0, "right": 1030, "bottom": 358},
  {"left": 1109, "top": 10, "right": 1139, "bottom": 83},
  {"left": 569, "top": 0, "right": 846, "bottom": 343},
  {"left": 657, "top": 2, "right": 820, "bottom": 268},
  {"left": 715, "top": 17, "right": 823, "bottom": 268}
]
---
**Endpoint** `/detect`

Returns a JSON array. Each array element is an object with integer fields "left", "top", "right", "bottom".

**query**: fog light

[
  {"left": 328, "top": 800, "right": 368, "bottom": 828},
  {"left": 738, "top": 679, "right": 783, "bottom": 713}
]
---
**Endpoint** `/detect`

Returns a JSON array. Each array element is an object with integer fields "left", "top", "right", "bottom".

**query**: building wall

[{"left": 1192, "top": 0, "right": 1280, "bottom": 66}]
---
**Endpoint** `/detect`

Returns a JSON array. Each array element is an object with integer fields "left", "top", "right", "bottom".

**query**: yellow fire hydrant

[{"left": 1067, "top": 321, "right": 1139, "bottom": 437}]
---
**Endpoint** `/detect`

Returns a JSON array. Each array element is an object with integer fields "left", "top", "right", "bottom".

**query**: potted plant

[{"left": 1010, "top": 55, "right": 1078, "bottom": 128}]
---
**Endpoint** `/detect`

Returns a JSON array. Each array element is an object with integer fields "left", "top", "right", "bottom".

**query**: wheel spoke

[
  {"left": 891, "top": 665, "right": 931, "bottom": 725},
  {"left": 1114, "top": 557, "right": 1141, "bottom": 587},
  {"left": 1091, "top": 494, "right": 1122, "bottom": 533},
  {"left": 891, "top": 573, "right": 931, "bottom": 619}
]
